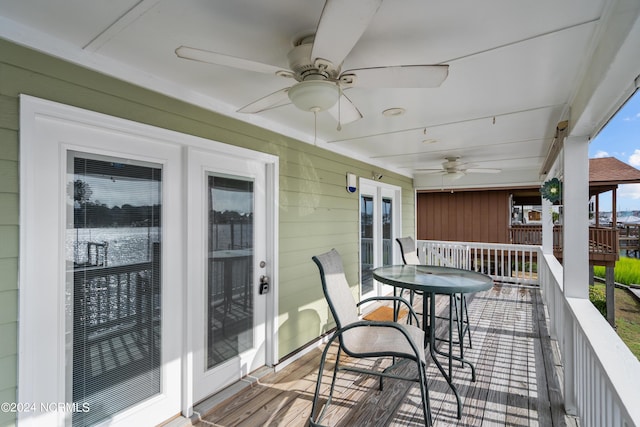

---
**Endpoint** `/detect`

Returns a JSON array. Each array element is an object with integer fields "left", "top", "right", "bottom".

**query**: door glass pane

[
  {"left": 382, "top": 197, "right": 393, "bottom": 266},
  {"left": 360, "top": 195, "right": 374, "bottom": 295},
  {"left": 66, "top": 154, "right": 162, "bottom": 427},
  {"left": 207, "top": 175, "right": 254, "bottom": 369}
]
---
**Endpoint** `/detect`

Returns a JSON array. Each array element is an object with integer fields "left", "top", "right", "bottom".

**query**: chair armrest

[
  {"left": 335, "top": 320, "right": 424, "bottom": 359},
  {"left": 357, "top": 296, "right": 420, "bottom": 327}
]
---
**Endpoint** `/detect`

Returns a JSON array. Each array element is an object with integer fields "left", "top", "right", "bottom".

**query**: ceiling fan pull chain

[
  {"left": 337, "top": 87, "right": 342, "bottom": 131},
  {"left": 314, "top": 111, "right": 318, "bottom": 145}
]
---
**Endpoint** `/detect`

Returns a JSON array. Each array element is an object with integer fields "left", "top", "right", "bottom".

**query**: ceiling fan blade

[
  {"left": 343, "top": 65, "right": 449, "bottom": 88},
  {"left": 416, "top": 169, "right": 446, "bottom": 174},
  {"left": 237, "top": 88, "right": 291, "bottom": 113},
  {"left": 466, "top": 168, "right": 501, "bottom": 174},
  {"left": 311, "top": 0, "right": 383, "bottom": 66},
  {"left": 175, "top": 46, "right": 285, "bottom": 75},
  {"left": 327, "top": 93, "right": 363, "bottom": 125}
]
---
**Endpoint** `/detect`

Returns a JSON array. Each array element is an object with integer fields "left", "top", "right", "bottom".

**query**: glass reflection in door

[
  {"left": 360, "top": 195, "right": 374, "bottom": 295},
  {"left": 67, "top": 154, "right": 162, "bottom": 427},
  {"left": 207, "top": 175, "right": 254, "bottom": 369},
  {"left": 382, "top": 197, "right": 393, "bottom": 266}
]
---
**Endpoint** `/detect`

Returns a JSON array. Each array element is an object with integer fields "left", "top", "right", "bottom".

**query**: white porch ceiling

[{"left": 1, "top": 0, "right": 639, "bottom": 187}]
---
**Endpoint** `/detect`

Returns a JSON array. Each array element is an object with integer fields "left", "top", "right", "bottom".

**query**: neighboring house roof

[
  {"left": 590, "top": 157, "right": 640, "bottom": 186},
  {"left": 589, "top": 157, "right": 640, "bottom": 198}
]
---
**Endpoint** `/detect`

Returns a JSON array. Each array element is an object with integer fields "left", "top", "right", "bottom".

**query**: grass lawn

[{"left": 592, "top": 283, "right": 640, "bottom": 359}]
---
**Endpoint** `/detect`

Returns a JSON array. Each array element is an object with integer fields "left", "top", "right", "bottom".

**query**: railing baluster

[
  {"left": 74, "top": 261, "right": 152, "bottom": 335},
  {"left": 419, "top": 240, "right": 539, "bottom": 284}
]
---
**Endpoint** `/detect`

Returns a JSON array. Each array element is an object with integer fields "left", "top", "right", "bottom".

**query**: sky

[{"left": 588, "top": 91, "right": 640, "bottom": 213}]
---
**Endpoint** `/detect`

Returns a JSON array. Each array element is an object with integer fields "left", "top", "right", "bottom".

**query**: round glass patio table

[{"left": 372, "top": 264, "right": 493, "bottom": 419}]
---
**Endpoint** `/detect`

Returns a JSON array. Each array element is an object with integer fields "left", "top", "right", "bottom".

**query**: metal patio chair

[
  {"left": 310, "top": 248, "right": 432, "bottom": 426},
  {"left": 395, "top": 236, "right": 424, "bottom": 306}
]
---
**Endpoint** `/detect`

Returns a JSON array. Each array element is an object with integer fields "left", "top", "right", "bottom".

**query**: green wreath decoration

[{"left": 541, "top": 177, "right": 562, "bottom": 203}]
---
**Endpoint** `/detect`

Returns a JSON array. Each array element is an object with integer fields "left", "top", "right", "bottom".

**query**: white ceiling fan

[
  {"left": 175, "top": 0, "right": 448, "bottom": 126},
  {"left": 418, "top": 157, "right": 501, "bottom": 180}
]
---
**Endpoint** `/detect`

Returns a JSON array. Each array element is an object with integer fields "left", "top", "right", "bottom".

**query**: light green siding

[
  {"left": 0, "top": 55, "right": 19, "bottom": 426},
  {"left": 0, "top": 38, "right": 415, "bottom": 421}
]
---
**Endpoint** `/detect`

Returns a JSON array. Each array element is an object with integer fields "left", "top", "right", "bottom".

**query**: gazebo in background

[
  {"left": 590, "top": 156, "right": 640, "bottom": 230},
  {"left": 589, "top": 156, "right": 640, "bottom": 326}
]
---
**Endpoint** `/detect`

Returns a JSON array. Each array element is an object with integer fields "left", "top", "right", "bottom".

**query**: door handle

[{"left": 259, "top": 275, "right": 269, "bottom": 294}]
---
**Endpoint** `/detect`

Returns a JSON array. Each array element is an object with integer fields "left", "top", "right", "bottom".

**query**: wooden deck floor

[{"left": 190, "top": 282, "right": 578, "bottom": 427}]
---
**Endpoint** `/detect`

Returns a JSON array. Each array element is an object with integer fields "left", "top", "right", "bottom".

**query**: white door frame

[
  {"left": 186, "top": 147, "right": 272, "bottom": 405},
  {"left": 181, "top": 140, "right": 278, "bottom": 418},
  {"left": 18, "top": 95, "right": 279, "bottom": 425},
  {"left": 359, "top": 178, "right": 402, "bottom": 299}
]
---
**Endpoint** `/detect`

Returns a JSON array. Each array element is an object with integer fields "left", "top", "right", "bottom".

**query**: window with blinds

[{"left": 67, "top": 153, "right": 162, "bottom": 426}]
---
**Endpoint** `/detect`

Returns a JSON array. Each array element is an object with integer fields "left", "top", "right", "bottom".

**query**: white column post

[
  {"left": 563, "top": 136, "right": 589, "bottom": 299},
  {"left": 561, "top": 135, "right": 589, "bottom": 417},
  {"left": 541, "top": 197, "right": 554, "bottom": 255}
]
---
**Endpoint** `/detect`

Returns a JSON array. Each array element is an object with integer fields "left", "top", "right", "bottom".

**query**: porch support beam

[
  {"left": 561, "top": 135, "right": 590, "bottom": 417},
  {"left": 541, "top": 197, "right": 554, "bottom": 255},
  {"left": 562, "top": 136, "right": 589, "bottom": 299},
  {"left": 606, "top": 266, "right": 616, "bottom": 326}
]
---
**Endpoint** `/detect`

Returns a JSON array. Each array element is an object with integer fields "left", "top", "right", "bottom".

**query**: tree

[{"left": 69, "top": 179, "right": 93, "bottom": 206}]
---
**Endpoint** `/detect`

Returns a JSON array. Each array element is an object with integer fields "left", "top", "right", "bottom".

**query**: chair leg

[
  {"left": 463, "top": 294, "right": 473, "bottom": 348},
  {"left": 409, "top": 290, "right": 416, "bottom": 325},
  {"left": 455, "top": 293, "right": 473, "bottom": 347},
  {"left": 417, "top": 361, "right": 433, "bottom": 426},
  {"left": 394, "top": 287, "right": 409, "bottom": 322},
  {"left": 328, "top": 347, "right": 342, "bottom": 402},
  {"left": 453, "top": 295, "right": 464, "bottom": 363},
  {"left": 309, "top": 338, "right": 342, "bottom": 426},
  {"left": 393, "top": 286, "right": 399, "bottom": 321}
]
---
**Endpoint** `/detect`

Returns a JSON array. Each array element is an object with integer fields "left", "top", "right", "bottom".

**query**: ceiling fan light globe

[
  {"left": 449, "top": 171, "right": 465, "bottom": 180},
  {"left": 288, "top": 80, "right": 340, "bottom": 112}
]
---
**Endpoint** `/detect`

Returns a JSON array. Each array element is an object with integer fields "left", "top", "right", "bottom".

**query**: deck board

[{"left": 191, "top": 282, "right": 574, "bottom": 427}]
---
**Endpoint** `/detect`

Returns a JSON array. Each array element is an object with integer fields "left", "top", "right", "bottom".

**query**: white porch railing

[
  {"left": 418, "top": 239, "right": 539, "bottom": 285},
  {"left": 418, "top": 239, "right": 640, "bottom": 426},
  {"left": 538, "top": 253, "right": 640, "bottom": 427}
]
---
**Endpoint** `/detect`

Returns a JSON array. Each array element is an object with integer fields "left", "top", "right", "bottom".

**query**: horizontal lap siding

[
  {"left": 0, "top": 37, "right": 415, "bottom": 411},
  {"left": 417, "top": 190, "right": 510, "bottom": 243},
  {"left": 278, "top": 145, "right": 414, "bottom": 354},
  {"left": 0, "top": 78, "right": 19, "bottom": 426}
]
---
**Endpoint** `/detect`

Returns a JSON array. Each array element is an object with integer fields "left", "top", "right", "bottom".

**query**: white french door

[
  {"left": 188, "top": 148, "right": 269, "bottom": 403},
  {"left": 359, "top": 179, "right": 402, "bottom": 300},
  {"left": 19, "top": 96, "right": 278, "bottom": 426},
  {"left": 19, "top": 98, "right": 182, "bottom": 427}
]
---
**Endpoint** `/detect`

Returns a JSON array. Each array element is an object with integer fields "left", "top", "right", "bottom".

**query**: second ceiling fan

[
  {"left": 418, "top": 157, "right": 502, "bottom": 180},
  {"left": 175, "top": 0, "right": 448, "bottom": 125}
]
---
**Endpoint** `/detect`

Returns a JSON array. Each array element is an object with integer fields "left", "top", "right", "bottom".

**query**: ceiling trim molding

[
  {"left": 83, "top": 0, "right": 163, "bottom": 52},
  {"left": 569, "top": 0, "right": 640, "bottom": 138}
]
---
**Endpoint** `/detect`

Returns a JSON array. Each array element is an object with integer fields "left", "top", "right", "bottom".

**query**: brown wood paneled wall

[{"left": 417, "top": 190, "right": 510, "bottom": 243}]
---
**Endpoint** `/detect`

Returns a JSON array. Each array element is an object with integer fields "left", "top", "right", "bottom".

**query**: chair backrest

[
  {"left": 312, "top": 249, "right": 359, "bottom": 330},
  {"left": 396, "top": 236, "right": 421, "bottom": 265}
]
